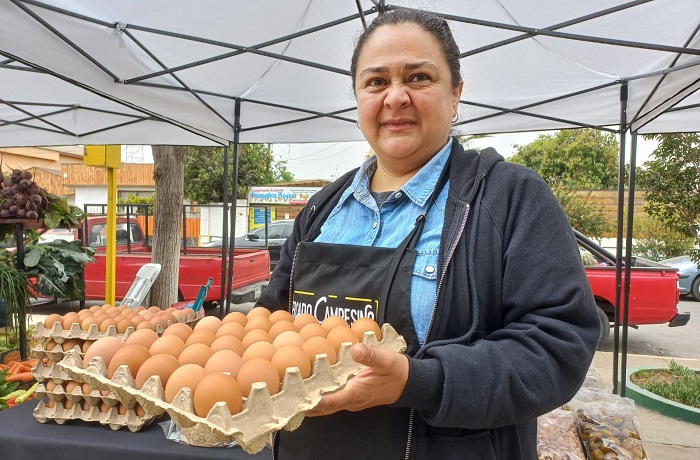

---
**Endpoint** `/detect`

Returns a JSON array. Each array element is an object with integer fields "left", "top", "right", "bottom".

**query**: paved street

[{"left": 598, "top": 298, "right": 700, "bottom": 359}]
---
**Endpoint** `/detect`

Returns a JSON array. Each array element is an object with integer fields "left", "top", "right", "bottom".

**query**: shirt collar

[{"left": 343, "top": 139, "right": 452, "bottom": 208}]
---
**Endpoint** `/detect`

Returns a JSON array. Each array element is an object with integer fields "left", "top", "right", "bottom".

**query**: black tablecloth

[{"left": 0, "top": 400, "right": 271, "bottom": 460}]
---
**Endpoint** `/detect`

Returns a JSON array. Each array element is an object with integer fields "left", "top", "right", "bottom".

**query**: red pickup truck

[
  {"left": 575, "top": 230, "right": 689, "bottom": 346},
  {"left": 40, "top": 217, "right": 270, "bottom": 306}
]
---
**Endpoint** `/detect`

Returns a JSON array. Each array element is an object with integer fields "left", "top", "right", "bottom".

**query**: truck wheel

[
  {"left": 692, "top": 276, "right": 700, "bottom": 302},
  {"left": 596, "top": 306, "right": 610, "bottom": 348}
]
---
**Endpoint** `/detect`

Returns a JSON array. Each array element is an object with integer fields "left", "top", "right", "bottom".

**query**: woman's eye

[
  {"left": 409, "top": 73, "right": 430, "bottom": 82},
  {"left": 367, "top": 78, "right": 386, "bottom": 87}
]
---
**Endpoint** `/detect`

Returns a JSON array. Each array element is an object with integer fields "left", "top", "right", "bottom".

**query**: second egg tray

[{"left": 57, "top": 323, "right": 407, "bottom": 454}]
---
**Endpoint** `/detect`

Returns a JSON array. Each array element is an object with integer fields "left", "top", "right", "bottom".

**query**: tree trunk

[{"left": 150, "top": 145, "right": 187, "bottom": 309}]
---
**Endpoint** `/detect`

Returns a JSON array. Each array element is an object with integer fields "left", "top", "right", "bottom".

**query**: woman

[{"left": 258, "top": 8, "right": 600, "bottom": 459}]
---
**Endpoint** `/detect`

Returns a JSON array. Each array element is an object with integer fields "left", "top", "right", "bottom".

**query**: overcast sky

[{"left": 126, "top": 131, "right": 658, "bottom": 181}]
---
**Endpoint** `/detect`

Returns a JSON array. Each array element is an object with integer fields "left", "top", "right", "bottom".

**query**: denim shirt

[{"left": 314, "top": 141, "right": 450, "bottom": 344}]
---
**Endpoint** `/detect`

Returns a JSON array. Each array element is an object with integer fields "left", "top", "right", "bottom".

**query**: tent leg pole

[
  {"left": 612, "top": 81, "right": 628, "bottom": 395},
  {"left": 219, "top": 145, "right": 230, "bottom": 316},
  {"left": 621, "top": 132, "right": 638, "bottom": 397},
  {"left": 226, "top": 99, "right": 242, "bottom": 316}
]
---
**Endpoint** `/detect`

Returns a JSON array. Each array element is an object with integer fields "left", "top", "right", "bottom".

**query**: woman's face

[{"left": 354, "top": 23, "right": 463, "bottom": 171}]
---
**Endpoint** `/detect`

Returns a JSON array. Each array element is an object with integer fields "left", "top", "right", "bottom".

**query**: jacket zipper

[{"left": 404, "top": 202, "right": 471, "bottom": 460}]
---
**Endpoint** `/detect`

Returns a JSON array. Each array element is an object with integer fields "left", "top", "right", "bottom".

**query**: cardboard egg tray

[
  {"left": 32, "top": 380, "right": 158, "bottom": 431},
  {"left": 30, "top": 317, "right": 193, "bottom": 431},
  {"left": 32, "top": 311, "right": 198, "bottom": 343},
  {"left": 57, "top": 323, "right": 407, "bottom": 454}
]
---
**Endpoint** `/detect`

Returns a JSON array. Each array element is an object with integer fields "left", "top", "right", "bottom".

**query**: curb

[{"left": 623, "top": 367, "right": 700, "bottom": 425}]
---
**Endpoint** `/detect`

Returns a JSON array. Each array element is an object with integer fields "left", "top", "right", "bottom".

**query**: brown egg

[
  {"left": 159, "top": 312, "right": 178, "bottom": 327},
  {"left": 244, "top": 315, "right": 272, "bottom": 333},
  {"left": 181, "top": 307, "right": 196, "bottom": 321},
  {"left": 302, "top": 336, "right": 337, "bottom": 365},
  {"left": 326, "top": 325, "right": 359, "bottom": 354},
  {"left": 148, "top": 306, "right": 162, "bottom": 314},
  {"left": 139, "top": 310, "right": 155, "bottom": 320},
  {"left": 98, "top": 401, "right": 110, "bottom": 413},
  {"left": 135, "top": 320, "right": 155, "bottom": 331},
  {"left": 149, "top": 335, "right": 186, "bottom": 359},
  {"left": 117, "top": 305, "right": 130, "bottom": 312},
  {"left": 107, "top": 344, "right": 151, "bottom": 379},
  {"left": 222, "top": 311, "right": 248, "bottom": 326},
  {"left": 81, "top": 340, "right": 94, "bottom": 353},
  {"left": 210, "top": 335, "right": 245, "bottom": 356},
  {"left": 130, "top": 315, "right": 145, "bottom": 326},
  {"left": 268, "top": 320, "right": 297, "bottom": 339},
  {"left": 80, "top": 316, "right": 100, "bottom": 332},
  {"left": 43, "top": 313, "right": 63, "bottom": 329},
  {"left": 64, "top": 381, "right": 80, "bottom": 393},
  {"left": 246, "top": 306, "right": 271, "bottom": 319},
  {"left": 116, "top": 318, "right": 134, "bottom": 334},
  {"left": 105, "top": 308, "right": 121, "bottom": 318},
  {"left": 205, "top": 350, "right": 244, "bottom": 379},
  {"left": 215, "top": 321, "right": 246, "bottom": 340},
  {"left": 351, "top": 317, "right": 382, "bottom": 342},
  {"left": 77, "top": 309, "right": 92, "bottom": 318},
  {"left": 242, "top": 341, "right": 276, "bottom": 362},
  {"left": 135, "top": 404, "right": 145, "bottom": 416},
  {"left": 61, "top": 313, "right": 81, "bottom": 330},
  {"left": 88, "top": 305, "right": 102, "bottom": 313},
  {"left": 272, "top": 330, "right": 305, "bottom": 349},
  {"left": 117, "top": 403, "right": 128, "bottom": 415},
  {"left": 132, "top": 305, "right": 146, "bottom": 313},
  {"left": 99, "top": 318, "right": 119, "bottom": 333},
  {"left": 162, "top": 322, "right": 194, "bottom": 343},
  {"left": 45, "top": 339, "right": 58, "bottom": 351},
  {"left": 178, "top": 343, "right": 214, "bottom": 367},
  {"left": 171, "top": 310, "right": 187, "bottom": 322},
  {"left": 193, "top": 372, "right": 242, "bottom": 417},
  {"left": 268, "top": 310, "right": 294, "bottom": 324},
  {"left": 299, "top": 322, "right": 328, "bottom": 340},
  {"left": 82, "top": 382, "right": 92, "bottom": 395},
  {"left": 164, "top": 363, "right": 206, "bottom": 403},
  {"left": 45, "top": 380, "right": 57, "bottom": 392},
  {"left": 292, "top": 313, "right": 319, "bottom": 330},
  {"left": 61, "top": 338, "right": 82, "bottom": 353},
  {"left": 149, "top": 315, "right": 167, "bottom": 332},
  {"left": 82, "top": 401, "right": 92, "bottom": 411},
  {"left": 236, "top": 358, "right": 280, "bottom": 397},
  {"left": 64, "top": 399, "right": 75, "bottom": 410},
  {"left": 125, "top": 328, "right": 160, "bottom": 349},
  {"left": 185, "top": 329, "right": 217, "bottom": 347},
  {"left": 271, "top": 344, "right": 312, "bottom": 380},
  {"left": 194, "top": 316, "right": 223, "bottom": 334},
  {"left": 101, "top": 303, "right": 114, "bottom": 310},
  {"left": 321, "top": 315, "right": 348, "bottom": 332},
  {"left": 46, "top": 399, "right": 56, "bottom": 409},
  {"left": 241, "top": 329, "right": 272, "bottom": 349},
  {"left": 135, "top": 354, "right": 181, "bottom": 390}
]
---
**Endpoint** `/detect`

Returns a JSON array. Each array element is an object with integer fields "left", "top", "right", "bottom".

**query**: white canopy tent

[{"left": 1, "top": 0, "right": 699, "bottom": 393}]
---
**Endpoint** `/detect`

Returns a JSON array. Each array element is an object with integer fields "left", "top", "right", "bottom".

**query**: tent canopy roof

[{"left": 1, "top": 0, "right": 699, "bottom": 146}]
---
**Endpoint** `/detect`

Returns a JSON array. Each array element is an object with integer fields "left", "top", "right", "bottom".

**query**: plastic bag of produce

[
  {"left": 537, "top": 408, "right": 586, "bottom": 460},
  {"left": 574, "top": 396, "right": 648, "bottom": 460}
]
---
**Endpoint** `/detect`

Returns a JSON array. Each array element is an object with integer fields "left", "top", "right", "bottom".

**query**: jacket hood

[{"left": 448, "top": 138, "right": 505, "bottom": 205}]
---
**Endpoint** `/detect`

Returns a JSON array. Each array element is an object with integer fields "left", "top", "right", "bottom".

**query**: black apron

[{"left": 275, "top": 159, "right": 450, "bottom": 460}]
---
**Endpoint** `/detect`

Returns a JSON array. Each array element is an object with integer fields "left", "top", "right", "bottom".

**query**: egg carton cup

[
  {"left": 31, "top": 358, "right": 72, "bottom": 384},
  {"left": 32, "top": 342, "right": 85, "bottom": 364},
  {"left": 34, "top": 381, "right": 119, "bottom": 407},
  {"left": 58, "top": 323, "right": 407, "bottom": 454},
  {"left": 32, "top": 396, "right": 157, "bottom": 431}
]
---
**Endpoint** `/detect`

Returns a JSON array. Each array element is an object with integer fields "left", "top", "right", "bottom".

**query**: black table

[{"left": 0, "top": 400, "right": 271, "bottom": 459}]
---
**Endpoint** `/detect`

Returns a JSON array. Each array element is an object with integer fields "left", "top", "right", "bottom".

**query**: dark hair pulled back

[{"left": 350, "top": 9, "right": 462, "bottom": 91}]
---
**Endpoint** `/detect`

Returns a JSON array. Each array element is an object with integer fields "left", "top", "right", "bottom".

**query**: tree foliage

[
  {"left": 184, "top": 144, "right": 294, "bottom": 203},
  {"left": 508, "top": 129, "right": 617, "bottom": 237},
  {"left": 636, "top": 133, "right": 700, "bottom": 263},
  {"left": 509, "top": 128, "right": 619, "bottom": 189},
  {"left": 632, "top": 212, "right": 695, "bottom": 262}
]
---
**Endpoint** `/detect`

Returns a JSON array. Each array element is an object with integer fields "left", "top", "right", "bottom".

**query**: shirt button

[
  {"left": 425, "top": 266, "right": 435, "bottom": 274},
  {"left": 394, "top": 192, "right": 402, "bottom": 199},
  {"left": 372, "top": 221, "right": 378, "bottom": 229}
]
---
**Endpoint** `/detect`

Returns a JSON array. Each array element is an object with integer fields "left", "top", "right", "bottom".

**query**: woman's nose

[{"left": 384, "top": 83, "right": 410, "bottom": 109}]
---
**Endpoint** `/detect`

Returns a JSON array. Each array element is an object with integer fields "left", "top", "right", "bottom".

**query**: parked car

[
  {"left": 660, "top": 255, "right": 700, "bottom": 301},
  {"left": 203, "top": 220, "right": 295, "bottom": 271}
]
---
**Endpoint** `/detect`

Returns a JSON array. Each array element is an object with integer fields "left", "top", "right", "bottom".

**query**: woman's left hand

[{"left": 306, "top": 342, "right": 409, "bottom": 417}]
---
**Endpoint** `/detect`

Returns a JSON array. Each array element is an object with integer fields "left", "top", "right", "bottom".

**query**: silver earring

[
  {"left": 356, "top": 121, "right": 361, "bottom": 129},
  {"left": 452, "top": 113, "right": 459, "bottom": 123}
]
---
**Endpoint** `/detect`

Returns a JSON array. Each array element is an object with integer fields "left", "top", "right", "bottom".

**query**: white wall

[
  {"left": 74, "top": 186, "right": 109, "bottom": 213},
  {"left": 199, "top": 199, "right": 248, "bottom": 243}
]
